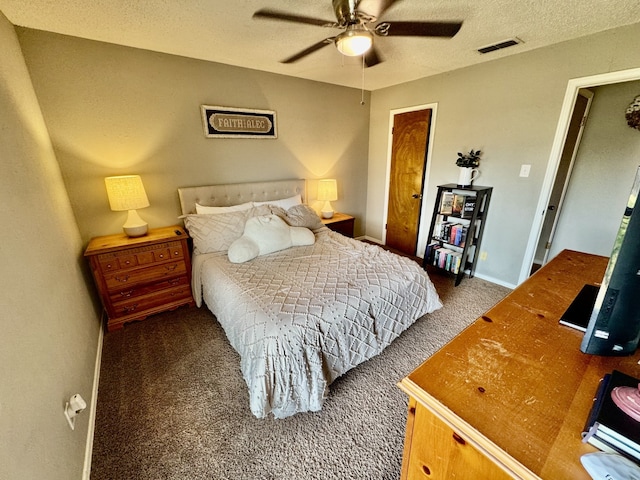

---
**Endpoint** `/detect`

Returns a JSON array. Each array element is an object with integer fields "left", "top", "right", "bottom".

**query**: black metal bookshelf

[{"left": 423, "top": 184, "right": 492, "bottom": 286}]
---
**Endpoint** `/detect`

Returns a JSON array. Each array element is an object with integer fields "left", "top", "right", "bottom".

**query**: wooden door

[{"left": 386, "top": 109, "right": 432, "bottom": 255}]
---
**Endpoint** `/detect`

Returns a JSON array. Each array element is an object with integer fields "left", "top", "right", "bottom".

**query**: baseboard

[
  {"left": 472, "top": 271, "right": 517, "bottom": 290},
  {"left": 360, "top": 235, "right": 382, "bottom": 244},
  {"left": 83, "top": 321, "right": 104, "bottom": 480}
]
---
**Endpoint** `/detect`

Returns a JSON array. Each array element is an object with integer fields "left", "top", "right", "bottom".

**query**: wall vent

[{"left": 477, "top": 38, "right": 523, "bottom": 54}]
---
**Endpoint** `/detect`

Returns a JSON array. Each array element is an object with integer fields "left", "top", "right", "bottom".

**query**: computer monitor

[{"left": 565, "top": 165, "right": 640, "bottom": 355}]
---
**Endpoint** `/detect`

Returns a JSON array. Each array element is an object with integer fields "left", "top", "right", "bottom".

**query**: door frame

[
  {"left": 519, "top": 67, "right": 640, "bottom": 284},
  {"left": 382, "top": 102, "right": 438, "bottom": 257}
]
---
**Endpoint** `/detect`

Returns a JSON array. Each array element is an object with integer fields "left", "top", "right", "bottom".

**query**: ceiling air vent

[{"left": 477, "top": 38, "right": 523, "bottom": 54}]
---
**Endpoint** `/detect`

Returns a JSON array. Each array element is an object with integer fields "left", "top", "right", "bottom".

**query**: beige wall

[
  {"left": 16, "top": 29, "right": 371, "bottom": 243},
  {"left": 550, "top": 80, "right": 640, "bottom": 259},
  {"left": 0, "top": 13, "right": 101, "bottom": 480},
  {"left": 367, "top": 23, "right": 640, "bottom": 286}
]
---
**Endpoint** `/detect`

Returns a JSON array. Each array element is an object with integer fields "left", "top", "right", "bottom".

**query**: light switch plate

[{"left": 519, "top": 164, "right": 531, "bottom": 177}]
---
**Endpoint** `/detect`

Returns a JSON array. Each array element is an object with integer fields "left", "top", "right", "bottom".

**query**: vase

[{"left": 458, "top": 167, "right": 479, "bottom": 187}]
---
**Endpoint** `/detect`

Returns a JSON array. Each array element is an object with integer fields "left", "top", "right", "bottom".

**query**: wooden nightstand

[
  {"left": 322, "top": 213, "right": 355, "bottom": 238},
  {"left": 84, "top": 226, "right": 194, "bottom": 331}
]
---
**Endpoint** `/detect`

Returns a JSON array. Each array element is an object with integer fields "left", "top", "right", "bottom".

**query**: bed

[{"left": 178, "top": 179, "right": 442, "bottom": 418}]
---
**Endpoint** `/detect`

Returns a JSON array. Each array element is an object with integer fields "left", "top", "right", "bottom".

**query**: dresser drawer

[
  {"left": 111, "top": 282, "right": 192, "bottom": 317},
  {"left": 104, "top": 261, "right": 187, "bottom": 291},
  {"left": 97, "top": 241, "right": 184, "bottom": 272},
  {"left": 109, "top": 275, "right": 189, "bottom": 303}
]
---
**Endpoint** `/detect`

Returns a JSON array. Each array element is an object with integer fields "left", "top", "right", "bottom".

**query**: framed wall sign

[{"left": 201, "top": 105, "right": 277, "bottom": 139}]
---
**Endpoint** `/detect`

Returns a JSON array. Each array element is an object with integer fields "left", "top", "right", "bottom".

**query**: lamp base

[
  {"left": 321, "top": 201, "right": 335, "bottom": 219},
  {"left": 123, "top": 209, "right": 148, "bottom": 237}
]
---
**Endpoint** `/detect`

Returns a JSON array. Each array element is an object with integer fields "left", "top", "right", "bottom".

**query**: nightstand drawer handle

[
  {"left": 164, "top": 264, "right": 178, "bottom": 272},
  {"left": 123, "top": 304, "right": 139, "bottom": 313},
  {"left": 158, "top": 254, "right": 164, "bottom": 258},
  {"left": 115, "top": 275, "right": 130, "bottom": 283},
  {"left": 119, "top": 290, "right": 134, "bottom": 298}
]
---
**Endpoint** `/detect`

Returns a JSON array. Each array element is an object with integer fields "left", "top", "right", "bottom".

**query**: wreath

[{"left": 626, "top": 95, "right": 640, "bottom": 131}]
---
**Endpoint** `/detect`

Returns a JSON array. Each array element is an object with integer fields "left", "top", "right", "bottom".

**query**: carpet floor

[{"left": 91, "top": 268, "right": 510, "bottom": 480}]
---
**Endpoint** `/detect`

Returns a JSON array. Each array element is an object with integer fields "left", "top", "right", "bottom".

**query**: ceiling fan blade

[
  {"left": 356, "top": 0, "right": 401, "bottom": 20},
  {"left": 281, "top": 38, "right": 336, "bottom": 64},
  {"left": 374, "top": 21, "right": 463, "bottom": 37},
  {"left": 364, "top": 46, "right": 383, "bottom": 67},
  {"left": 253, "top": 9, "right": 338, "bottom": 28}
]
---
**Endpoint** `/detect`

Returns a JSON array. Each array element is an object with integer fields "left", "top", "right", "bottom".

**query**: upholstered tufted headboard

[{"left": 178, "top": 179, "right": 307, "bottom": 215}]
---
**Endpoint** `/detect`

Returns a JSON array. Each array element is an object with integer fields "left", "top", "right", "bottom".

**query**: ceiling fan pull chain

[{"left": 361, "top": 54, "right": 366, "bottom": 105}]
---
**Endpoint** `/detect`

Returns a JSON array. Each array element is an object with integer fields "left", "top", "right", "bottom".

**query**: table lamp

[
  {"left": 104, "top": 175, "right": 150, "bottom": 237},
  {"left": 317, "top": 179, "right": 338, "bottom": 219}
]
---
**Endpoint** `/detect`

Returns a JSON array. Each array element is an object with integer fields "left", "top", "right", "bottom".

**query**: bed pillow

[
  {"left": 252, "top": 194, "right": 302, "bottom": 211},
  {"left": 280, "top": 204, "right": 325, "bottom": 231},
  {"left": 228, "top": 214, "right": 315, "bottom": 263},
  {"left": 195, "top": 201, "right": 253, "bottom": 215},
  {"left": 183, "top": 210, "right": 249, "bottom": 254}
]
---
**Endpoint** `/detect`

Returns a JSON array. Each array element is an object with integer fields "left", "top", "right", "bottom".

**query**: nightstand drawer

[
  {"left": 109, "top": 275, "right": 189, "bottom": 303},
  {"left": 97, "top": 241, "right": 184, "bottom": 271},
  {"left": 111, "top": 282, "right": 192, "bottom": 317},
  {"left": 104, "top": 261, "right": 187, "bottom": 290}
]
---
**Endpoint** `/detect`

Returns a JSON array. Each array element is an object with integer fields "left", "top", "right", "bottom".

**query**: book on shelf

[
  {"left": 451, "top": 194, "right": 465, "bottom": 217},
  {"left": 582, "top": 370, "right": 640, "bottom": 462},
  {"left": 440, "top": 192, "right": 454, "bottom": 215},
  {"left": 461, "top": 196, "right": 477, "bottom": 219}
]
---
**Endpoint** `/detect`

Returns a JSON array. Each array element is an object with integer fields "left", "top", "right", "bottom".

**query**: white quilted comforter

[{"left": 192, "top": 229, "right": 442, "bottom": 418}]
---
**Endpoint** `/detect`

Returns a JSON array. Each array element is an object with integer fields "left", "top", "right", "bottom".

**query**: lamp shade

[
  {"left": 104, "top": 175, "right": 150, "bottom": 237},
  {"left": 336, "top": 26, "right": 373, "bottom": 56},
  {"left": 104, "top": 175, "right": 150, "bottom": 211},
  {"left": 317, "top": 179, "right": 338, "bottom": 202}
]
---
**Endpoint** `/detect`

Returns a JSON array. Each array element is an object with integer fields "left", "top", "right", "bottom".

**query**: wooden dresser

[
  {"left": 398, "top": 250, "right": 640, "bottom": 479},
  {"left": 85, "top": 226, "right": 194, "bottom": 331}
]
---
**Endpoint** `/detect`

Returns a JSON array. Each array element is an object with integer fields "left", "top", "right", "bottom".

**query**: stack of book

[
  {"left": 433, "top": 221, "right": 468, "bottom": 247},
  {"left": 439, "top": 192, "right": 477, "bottom": 219},
  {"left": 582, "top": 369, "right": 640, "bottom": 462},
  {"left": 424, "top": 243, "right": 463, "bottom": 274}
]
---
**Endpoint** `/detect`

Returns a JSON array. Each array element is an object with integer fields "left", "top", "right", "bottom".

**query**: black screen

[{"left": 579, "top": 166, "right": 640, "bottom": 355}]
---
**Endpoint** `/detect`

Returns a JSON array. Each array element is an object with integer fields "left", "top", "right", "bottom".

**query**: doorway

[
  {"left": 385, "top": 108, "right": 432, "bottom": 255},
  {"left": 530, "top": 89, "right": 593, "bottom": 274},
  {"left": 519, "top": 67, "right": 640, "bottom": 284}
]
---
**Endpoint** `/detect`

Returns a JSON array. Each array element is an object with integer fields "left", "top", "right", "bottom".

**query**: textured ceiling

[{"left": 1, "top": 0, "right": 640, "bottom": 90}]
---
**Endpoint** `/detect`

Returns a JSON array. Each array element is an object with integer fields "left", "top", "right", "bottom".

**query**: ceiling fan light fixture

[{"left": 336, "top": 25, "right": 373, "bottom": 56}]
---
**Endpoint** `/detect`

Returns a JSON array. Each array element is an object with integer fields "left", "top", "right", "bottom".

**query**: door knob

[{"left": 412, "top": 193, "right": 422, "bottom": 199}]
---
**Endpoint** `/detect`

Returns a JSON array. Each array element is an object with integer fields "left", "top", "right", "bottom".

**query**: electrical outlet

[
  {"left": 479, "top": 251, "right": 488, "bottom": 261},
  {"left": 519, "top": 164, "right": 531, "bottom": 177}
]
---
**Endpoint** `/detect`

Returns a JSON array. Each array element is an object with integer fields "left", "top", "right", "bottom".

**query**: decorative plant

[{"left": 456, "top": 149, "right": 482, "bottom": 168}]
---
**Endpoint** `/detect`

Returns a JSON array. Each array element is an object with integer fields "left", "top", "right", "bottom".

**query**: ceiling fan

[{"left": 252, "top": 0, "right": 463, "bottom": 67}]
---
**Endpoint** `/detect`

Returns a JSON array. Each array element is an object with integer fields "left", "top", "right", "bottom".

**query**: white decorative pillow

[
  {"left": 228, "top": 214, "right": 315, "bottom": 263},
  {"left": 195, "top": 201, "right": 253, "bottom": 215},
  {"left": 183, "top": 210, "right": 250, "bottom": 254},
  {"left": 252, "top": 194, "right": 302, "bottom": 211}
]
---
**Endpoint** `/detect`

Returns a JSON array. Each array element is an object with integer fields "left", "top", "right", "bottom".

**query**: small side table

[
  {"left": 84, "top": 226, "right": 194, "bottom": 331},
  {"left": 322, "top": 213, "right": 355, "bottom": 238}
]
